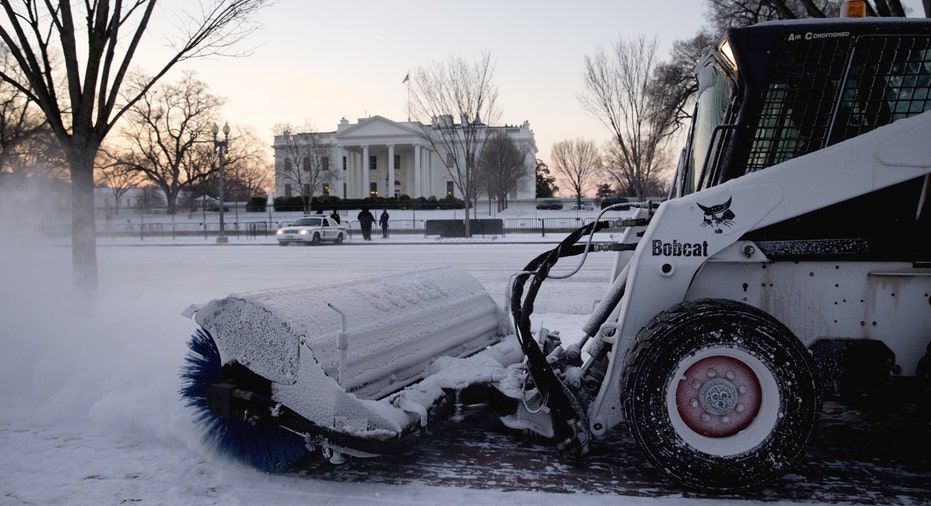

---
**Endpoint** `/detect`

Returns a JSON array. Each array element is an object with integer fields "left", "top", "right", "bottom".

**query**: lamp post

[{"left": 212, "top": 121, "right": 230, "bottom": 244}]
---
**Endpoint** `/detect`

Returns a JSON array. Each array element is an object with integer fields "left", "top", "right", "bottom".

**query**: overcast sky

[{"left": 143, "top": 0, "right": 927, "bottom": 192}]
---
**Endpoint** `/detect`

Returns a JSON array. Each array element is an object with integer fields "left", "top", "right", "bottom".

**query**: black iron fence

[
  {"left": 96, "top": 220, "right": 275, "bottom": 239},
  {"left": 91, "top": 216, "right": 610, "bottom": 239}
]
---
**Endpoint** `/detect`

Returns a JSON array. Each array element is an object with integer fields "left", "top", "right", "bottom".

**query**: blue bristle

[{"left": 179, "top": 328, "right": 309, "bottom": 472}]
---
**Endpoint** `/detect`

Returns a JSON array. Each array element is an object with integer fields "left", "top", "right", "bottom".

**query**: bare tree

[
  {"left": 580, "top": 35, "right": 678, "bottom": 201},
  {"left": 550, "top": 138, "right": 601, "bottom": 208},
  {"left": 95, "top": 155, "right": 144, "bottom": 216},
  {"left": 408, "top": 52, "right": 500, "bottom": 237},
  {"left": 705, "top": 0, "right": 917, "bottom": 34},
  {"left": 134, "top": 184, "right": 166, "bottom": 213},
  {"left": 274, "top": 123, "right": 332, "bottom": 214},
  {"left": 0, "top": 0, "right": 269, "bottom": 296},
  {"left": 651, "top": 31, "right": 716, "bottom": 131},
  {"left": 113, "top": 72, "right": 225, "bottom": 215},
  {"left": 477, "top": 130, "right": 530, "bottom": 212},
  {"left": 604, "top": 139, "right": 675, "bottom": 198},
  {"left": 224, "top": 127, "right": 272, "bottom": 204},
  {"left": 0, "top": 127, "right": 67, "bottom": 183},
  {"left": 0, "top": 48, "right": 63, "bottom": 180}
]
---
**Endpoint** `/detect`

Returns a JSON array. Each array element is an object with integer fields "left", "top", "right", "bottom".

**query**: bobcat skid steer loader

[{"left": 181, "top": 17, "right": 931, "bottom": 492}]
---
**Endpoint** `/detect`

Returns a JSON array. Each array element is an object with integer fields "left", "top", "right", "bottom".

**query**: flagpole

[{"left": 404, "top": 70, "right": 410, "bottom": 122}]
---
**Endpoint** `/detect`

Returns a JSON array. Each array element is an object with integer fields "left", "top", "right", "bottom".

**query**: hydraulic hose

[{"left": 508, "top": 219, "right": 608, "bottom": 455}]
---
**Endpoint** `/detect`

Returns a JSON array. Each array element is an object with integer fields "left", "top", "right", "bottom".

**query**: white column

[
  {"left": 414, "top": 144, "right": 422, "bottom": 198},
  {"left": 426, "top": 148, "right": 434, "bottom": 197},
  {"left": 352, "top": 150, "right": 361, "bottom": 198},
  {"left": 387, "top": 144, "right": 395, "bottom": 198},
  {"left": 347, "top": 150, "right": 355, "bottom": 198},
  {"left": 337, "top": 147, "right": 345, "bottom": 198},
  {"left": 362, "top": 145, "right": 370, "bottom": 197}
]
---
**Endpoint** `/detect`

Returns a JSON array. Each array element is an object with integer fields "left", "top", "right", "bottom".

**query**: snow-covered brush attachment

[
  {"left": 179, "top": 266, "right": 512, "bottom": 470},
  {"left": 179, "top": 328, "right": 309, "bottom": 472}
]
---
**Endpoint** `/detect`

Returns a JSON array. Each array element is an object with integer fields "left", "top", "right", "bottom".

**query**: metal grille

[
  {"left": 831, "top": 35, "right": 931, "bottom": 143},
  {"left": 744, "top": 34, "right": 931, "bottom": 173}
]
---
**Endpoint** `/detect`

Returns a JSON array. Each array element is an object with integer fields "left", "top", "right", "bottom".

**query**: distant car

[
  {"left": 535, "top": 199, "right": 563, "bottom": 210},
  {"left": 571, "top": 202, "right": 594, "bottom": 210},
  {"left": 600, "top": 196, "right": 631, "bottom": 210},
  {"left": 276, "top": 216, "right": 347, "bottom": 246}
]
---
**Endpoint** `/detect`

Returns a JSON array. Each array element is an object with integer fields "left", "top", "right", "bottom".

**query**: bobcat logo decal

[{"left": 698, "top": 197, "right": 735, "bottom": 233}]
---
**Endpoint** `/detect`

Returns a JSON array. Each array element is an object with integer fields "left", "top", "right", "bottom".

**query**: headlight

[
  {"left": 299, "top": 229, "right": 309, "bottom": 235},
  {"left": 276, "top": 229, "right": 284, "bottom": 235}
]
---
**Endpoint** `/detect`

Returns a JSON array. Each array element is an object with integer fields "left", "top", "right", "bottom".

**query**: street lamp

[{"left": 212, "top": 121, "right": 231, "bottom": 244}]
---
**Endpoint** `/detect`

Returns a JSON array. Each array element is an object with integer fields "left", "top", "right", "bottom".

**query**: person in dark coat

[
  {"left": 379, "top": 208, "right": 390, "bottom": 238},
  {"left": 357, "top": 206, "right": 375, "bottom": 240},
  {"left": 330, "top": 209, "right": 341, "bottom": 224}
]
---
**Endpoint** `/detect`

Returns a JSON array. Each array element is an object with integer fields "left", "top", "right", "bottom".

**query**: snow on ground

[{"left": 0, "top": 219, "right": 806, "bottom": 505}]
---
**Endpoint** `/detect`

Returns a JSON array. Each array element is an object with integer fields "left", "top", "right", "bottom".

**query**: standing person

[
  {"left": 379, "top": 208, "right": 390, "bottom": 238},
  {"left": 330, "top": 209, "right": 341, "bottom": 224},
  {"left": 357, "top": 206, "right": 375, "bottom": 241}
]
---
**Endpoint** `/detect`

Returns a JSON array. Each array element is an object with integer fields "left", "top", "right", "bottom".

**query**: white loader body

[{"left": 588, "top": 109, "right": 931, "bottom": 436}]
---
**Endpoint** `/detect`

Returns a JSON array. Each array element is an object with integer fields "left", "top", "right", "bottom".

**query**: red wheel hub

[{"left": 674, "top": 355, "right": 763, "bottom": 437}]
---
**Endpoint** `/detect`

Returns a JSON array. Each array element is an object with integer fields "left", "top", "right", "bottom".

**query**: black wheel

[
  {"left": 279, "top": 241, "right": 289, "bottom": 247},
  {"left": 622, "top": 298, "right": 820, "bottom": 491},
  {"left": 310, "top": 232, "right": 320, "bottom": 245},
  {"left": 335, "top": 233, "right": 344, "bottom": 244}
]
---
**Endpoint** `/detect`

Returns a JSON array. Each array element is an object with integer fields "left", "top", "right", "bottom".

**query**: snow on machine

[{"left": 181, "top": 16, "right": 931, "bottom": 491}]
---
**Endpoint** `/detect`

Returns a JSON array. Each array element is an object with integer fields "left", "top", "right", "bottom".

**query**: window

[
  {"left": 370, "top": 155, "right": 377, "bottom": 170},
  {"left": 832, "top": 36, "right": 931, "bottom": 142},
  {"left": 303, "top": 184, "right": 310, "bottom": 196},
  {"left": 284, "top": 158, "right": 292, "bottom": 172},
  {"left": 393, "top": 154, "right": 400, "bottom": 170},
  {"left": 446, "top": 153, "right": 454, "bottom": 168},
  {"left": 302, "top": 156, "right": 311, "bottom": 171},
  {"left": 370, "top": 182, "right": 378, "bottom": 196},
  {"left": 342, "top": 156, "right": 347, "bottom": 171},
  {"left": 284, "top": 184, "right": 292, "bottom": 198},
  {"left": 322, "top": 156, "right": 330, "bottom": 171},
  {"left": 742, "top": 34, "right": 931, "bottom": 175},
  {"left": 686, "top": 68, "right": 731, "bottom": 194},
  {"left": 446, "top": 181, "right": 454, "bottom": 198},
  {"left": 293, "top": 217, "right": 322, "bottom": 227}
]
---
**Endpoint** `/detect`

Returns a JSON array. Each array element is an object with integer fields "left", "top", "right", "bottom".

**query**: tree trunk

[
  {"left": 463, "top": 198, "right": 472, "bottom": 237},
  {"left": 67, "top": 148, "right": 99, "bottom": 298},
  {"left": 167, "top": 192, "right": 178, "bottom": 215}
]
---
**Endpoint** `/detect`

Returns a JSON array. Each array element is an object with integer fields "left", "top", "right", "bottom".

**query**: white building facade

[{"left": 272, "top": 115, "right": 537, "bottom": 201}]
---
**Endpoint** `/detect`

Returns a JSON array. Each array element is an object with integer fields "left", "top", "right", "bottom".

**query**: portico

[{"left": 273, "top": 115, "right": 537, "bottom": 201}]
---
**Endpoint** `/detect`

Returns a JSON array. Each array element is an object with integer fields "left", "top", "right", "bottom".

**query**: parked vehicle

[
  {"left": 599, "top": 196, "right": 630, "bottom": 210},
  {"left": 275, "top": 216, "right": 347, "bottom": 245},
  {"left": 536, "top": 198, "right": 563, "bottom": 210}
]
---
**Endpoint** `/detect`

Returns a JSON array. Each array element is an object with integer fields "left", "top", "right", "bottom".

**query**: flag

[{"left": 402, "top": 73, "right": 409, "bottom": 84}]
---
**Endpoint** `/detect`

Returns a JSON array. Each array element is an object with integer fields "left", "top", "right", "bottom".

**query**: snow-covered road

[{"left": 1, "top": 233, "right": 928, "bottom": 505}]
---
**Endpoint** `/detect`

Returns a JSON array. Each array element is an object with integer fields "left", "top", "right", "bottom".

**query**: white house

[
  {"left": 94, "top": 186, "right": 146, "bottom": 212},
  {"left": 272, "top": 115, "right": 537, "bottom": 201}
]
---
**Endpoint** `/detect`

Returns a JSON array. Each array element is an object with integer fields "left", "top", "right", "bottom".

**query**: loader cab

[
  {"left": 678, "top": 19, "right": 931, "bottom": 196},
  {"left": 676, "top": 19, "right": 931, "bottom": 260}
]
